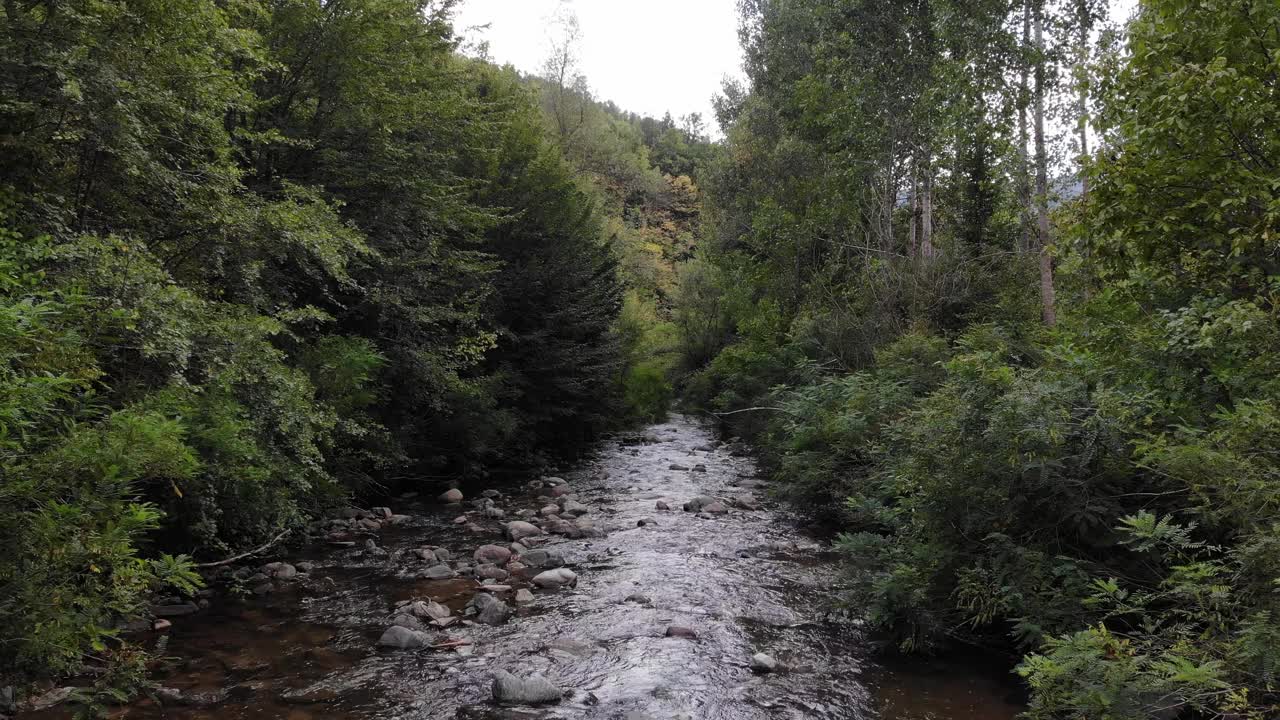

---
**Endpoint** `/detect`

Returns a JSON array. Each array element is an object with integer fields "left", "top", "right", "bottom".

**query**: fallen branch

[
  {"left": 195, "top": 529, "right": 291, "bottom": 569},
  {"left": 430, "top": 639, "right": 473, "bottom": 650},
  {"left": 709, "top": 406, "right": 798, "bottom": 417}
]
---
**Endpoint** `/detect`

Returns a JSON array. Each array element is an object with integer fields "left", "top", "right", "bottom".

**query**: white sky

[
  {"left": 452, "top": 0, "right": 1141, "bottom": 141},
  {"left": 453, "top": 0, "right": 744, "bottom": 134}
]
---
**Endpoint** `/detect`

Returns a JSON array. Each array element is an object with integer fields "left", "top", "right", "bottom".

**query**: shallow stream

[{"left": 34, "top": 415, "right": 1024, "bottom": 719}]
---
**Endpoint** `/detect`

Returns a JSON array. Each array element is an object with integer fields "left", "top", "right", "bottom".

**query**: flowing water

[{"left": 32, "top": 416, "right": 1024, "bottom": 719}]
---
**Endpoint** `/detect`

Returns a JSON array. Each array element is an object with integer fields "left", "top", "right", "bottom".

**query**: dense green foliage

[
  {"left": 0, "top": 0, "right": 627, "bottom": 689},
  {"left": 680, "top": 0, "right": 1280, "bottom": 717}
]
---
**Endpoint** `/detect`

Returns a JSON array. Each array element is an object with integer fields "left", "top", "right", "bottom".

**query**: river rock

[
  {"left": 625, "top": 593, "right": 651, "bottom": 605},
  {"left": 559, "top": 499, "right": 590, "bottom": 516},
  {"left": 515, "top": 588, "right": 535, "bottom": 603},
  {"left": 391, "top": 613, "right": 426, "bottom": 631},
  {"left": 371, "top": 506, "right": 393, "bottom": 519},
  {"left": 481, "top": 489, "right": 502, "bottom": 499},
  {"left": 544, "top": 517, "right": 582, "bottom": 538},
  {"left": 549, "top": 484, "right": 571, "bottom": 498},
  {"left": 531, "top": 568, "right": 577, "bottom": 589},
  {"left": 750, "top": 652, "right": 781, "bottom": 673},
  {"left": 637, "top": 517, "right": 656, "bottom": 527},
  {"left": 665, "top": 625, "right": 698, "bottom": 639},
  {"left": 538, "top": 504, "right": 561, "bottom": 517},
  {"left": 475, "top": 563, "right": 509, "bottom": 581},
  {"left": 433, "top": 547, "right": 453, "bottom": 562},
  {"left": 692, "top": 464, "right": 708, "bottom": 473},
  {"left": 378, "top": 625, "right": 431, "bottom": 649},
  {"left": 520, "top": 549, "right": 564, "bottom": 568},
  {"left": 263, "top": 562, "right": 297, "bottom": 579},
  {"left": 412, "top": 548, "right": 439, "bottom": 563},
  {"left": 473, "top": 593, "right": 512, "bottom": 626},
  {"left": 505, "top": 521, "right": 543, "bottom": 541},
  {"left": 655, "top": 500, "right": 670, "bottom": 510},
  {"left": 702, "top": 501, "right": 729, "bottom": 515},
  {"left": 156, "top": 686, "right": 229, "bottom": 707},
  {"left": 491, "top": 670, "right": 562, "bottom": 705},
  {"left": 422, "top": 564, "right": 456, "bottom": 580},
  {"left": 682, "top": 496, "right": 718, "bottom": 512},
  {"left": 407, "top": 600, "right": 451, "bottom": 621},
  {"left": 439, "top": 488, "right": 464, "bottom": 504},
  {"left": 481, "top": 506, "right": 505, "bottom": 519},
  {"left": 669, "top": 464, "right": 689, "bottom": 471},
  {"left": 475, "top": 544, "right": 513, "bottom": 565},
  {"left": 152, "top": 602, "right": 200, "bottom": 617}
]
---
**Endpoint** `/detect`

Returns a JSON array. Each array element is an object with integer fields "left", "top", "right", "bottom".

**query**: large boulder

[
  {"left": 438, "top": 488, "right": 464, "bottom": 504},
  {"left": 491, "top": 670, "right": 562, "bottom": 705}
]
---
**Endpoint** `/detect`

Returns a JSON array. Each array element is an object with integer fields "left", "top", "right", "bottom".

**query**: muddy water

[{"left": 47, "top": 416, "right": 1024, "bottom": 719}]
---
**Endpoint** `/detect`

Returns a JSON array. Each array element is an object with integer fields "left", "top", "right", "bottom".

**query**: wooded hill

[{"left": 0, "top": 0, "right": 704, "bottom": 691}]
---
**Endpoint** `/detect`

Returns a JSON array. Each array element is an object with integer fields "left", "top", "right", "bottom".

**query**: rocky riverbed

[{"left": 24, "top": 415, "right": 1024, "bottom": 719}]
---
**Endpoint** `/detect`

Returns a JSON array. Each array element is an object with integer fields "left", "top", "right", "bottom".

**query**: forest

[{"left": 1, "top": 0, "right": 1277, "bottom": 719}]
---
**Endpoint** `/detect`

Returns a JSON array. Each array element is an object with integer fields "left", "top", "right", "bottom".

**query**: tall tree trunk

[
  {"left": 907, "top": 169, "right": 918, "bottom": 258},
  {"left": 1017, "top": 2, "right": 1034, "bottom": 254},
  {"left": 1076, "top": 0, "right": 1091, "bottom": 198},
  {"left": 920, "top": 163, "right": 935, "bottom": 259},
  {"left": 1033, "top": 0, "right": 1057, "bottom": 325}
]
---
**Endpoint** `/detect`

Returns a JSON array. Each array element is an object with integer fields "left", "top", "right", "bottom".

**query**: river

[{"left": 33, "top": 415, "right": 1024, "bottom": 719}]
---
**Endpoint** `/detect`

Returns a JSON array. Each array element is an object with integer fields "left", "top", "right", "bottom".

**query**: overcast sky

[
  {"left": 453, "top": 0, "right": 744, "bottom": 134},
  {"left": 453, "top": 0, "right": 1142, "bottom": 140}
]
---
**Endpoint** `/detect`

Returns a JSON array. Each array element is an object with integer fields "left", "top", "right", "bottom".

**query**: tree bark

[{"left": 1033, "top": 0, "right": 1057, "bottom": 326}]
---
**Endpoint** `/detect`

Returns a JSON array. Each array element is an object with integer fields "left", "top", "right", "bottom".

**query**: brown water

[{"left": 31, "top": 415, "right": 1024, "bottom": 719}]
